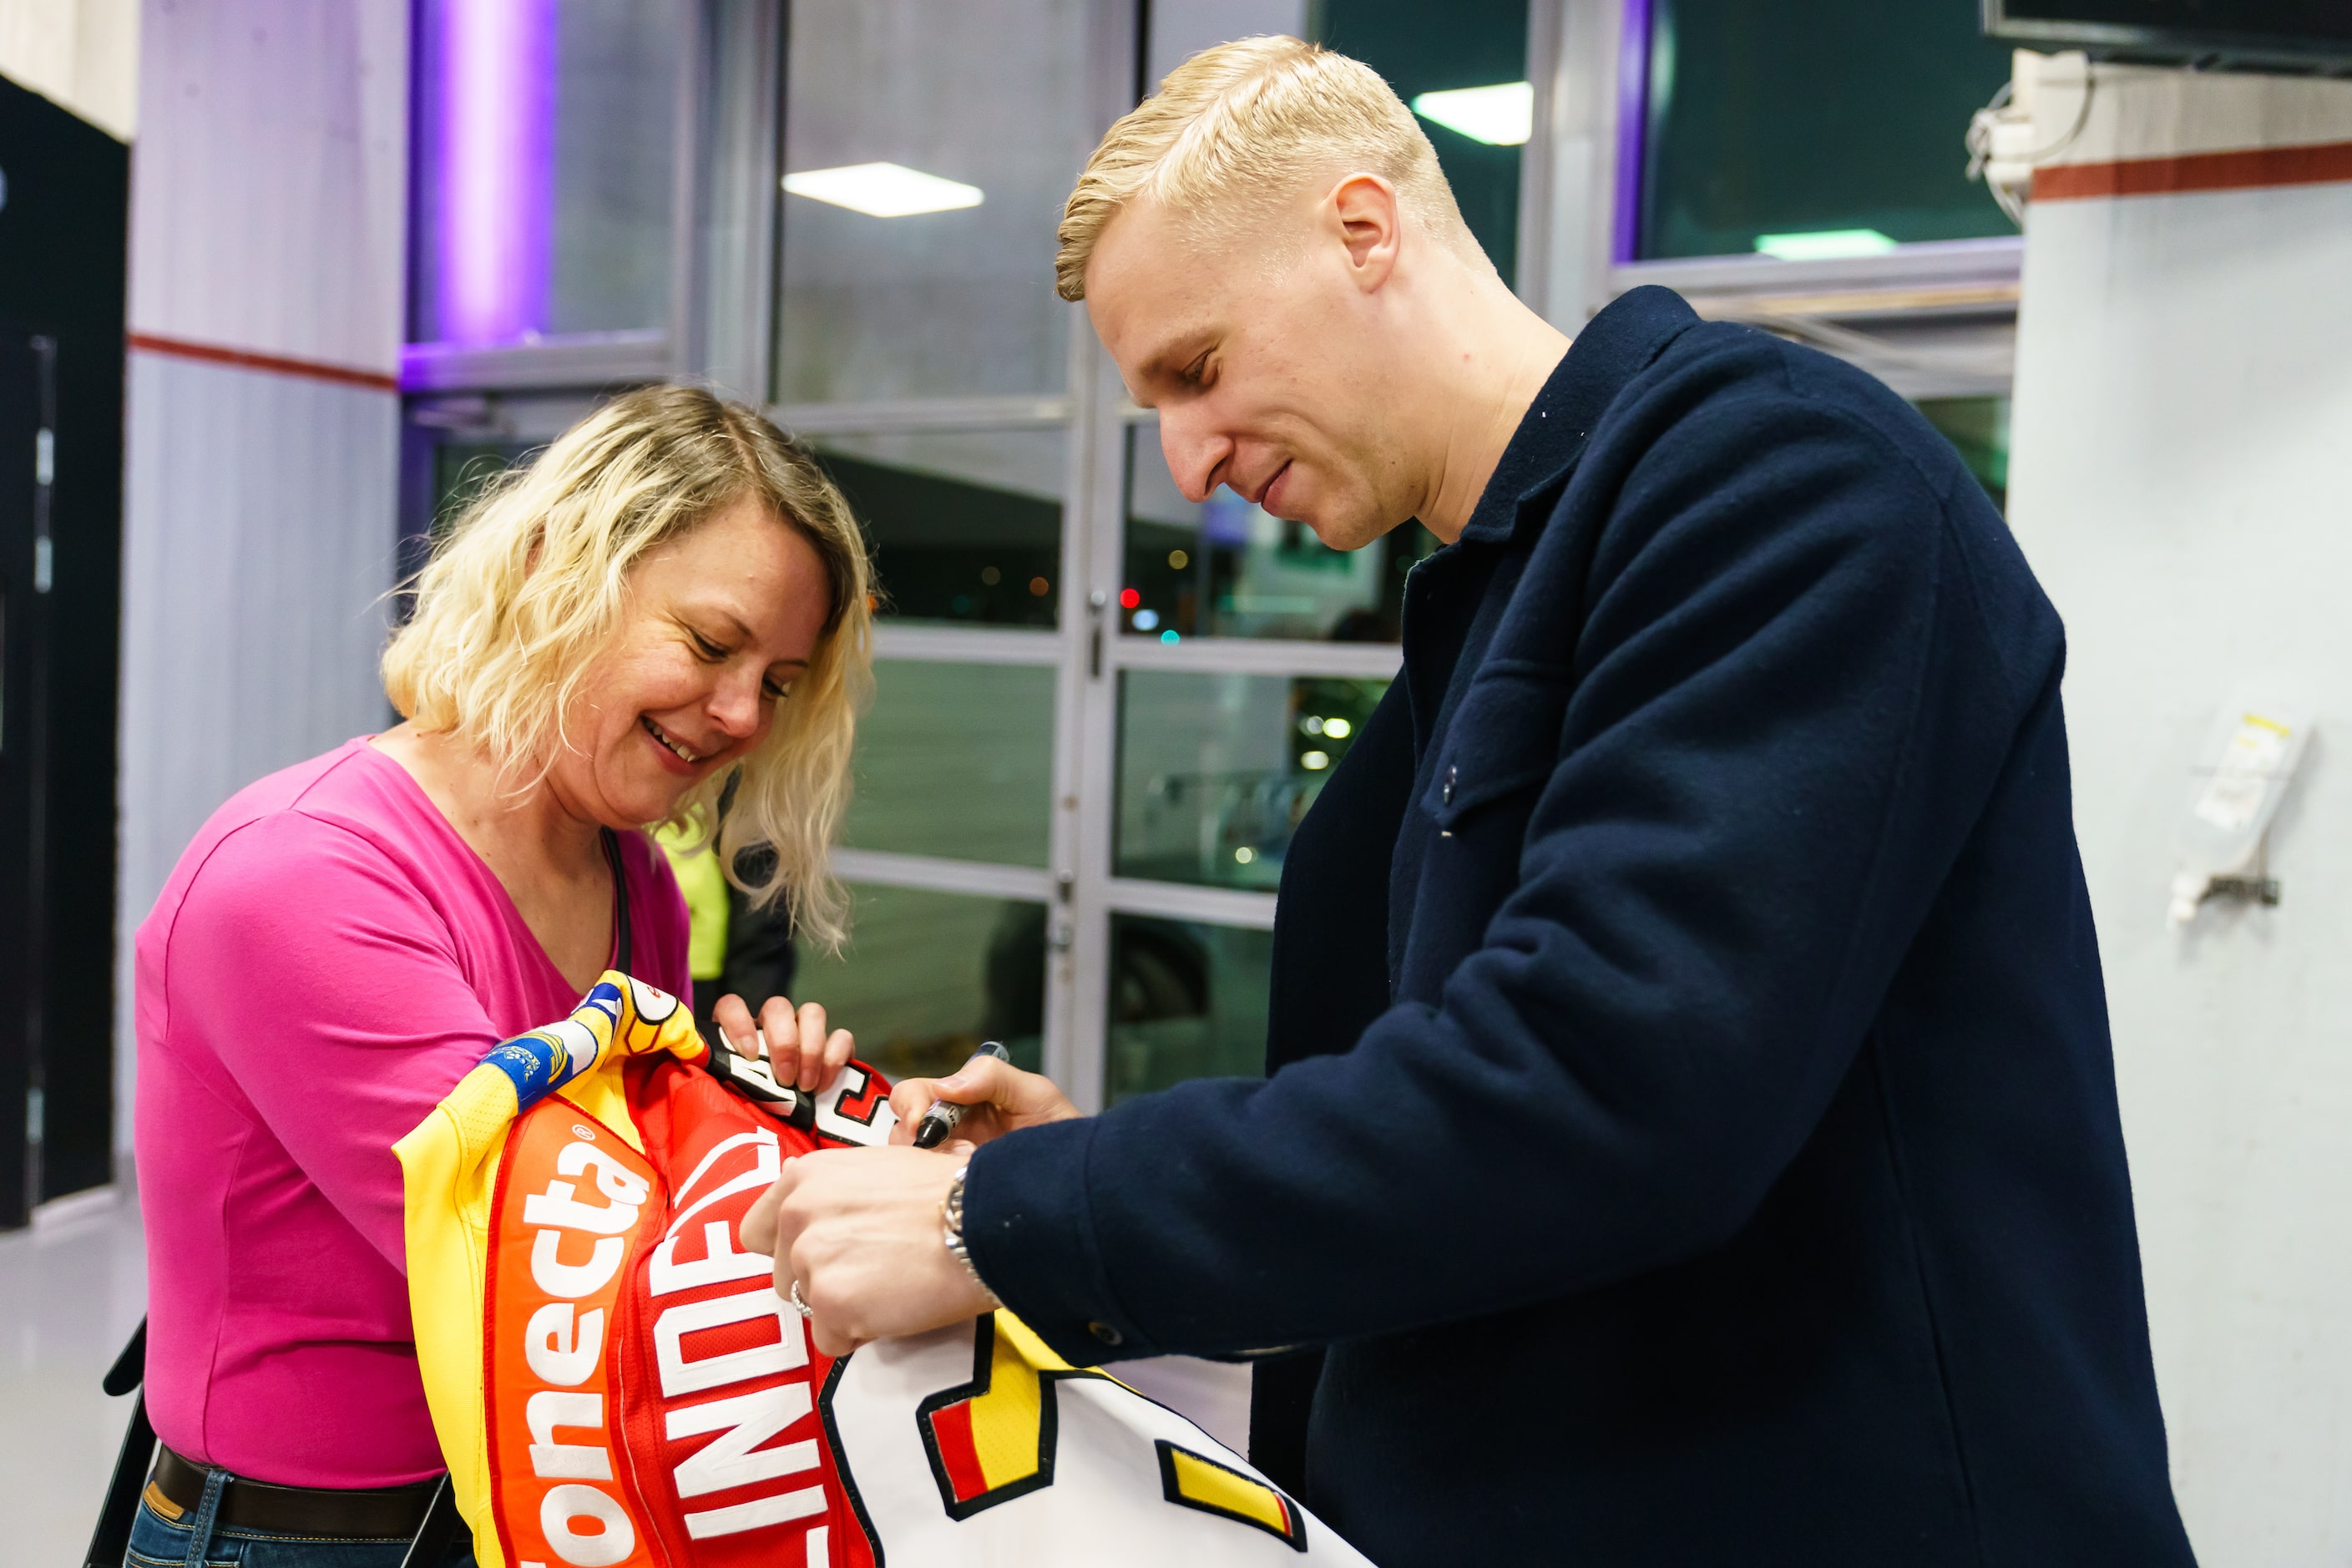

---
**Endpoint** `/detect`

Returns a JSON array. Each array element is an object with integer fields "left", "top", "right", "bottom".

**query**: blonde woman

[{"left": 129, "top": 387, "right": 871, "bottom": 1565}]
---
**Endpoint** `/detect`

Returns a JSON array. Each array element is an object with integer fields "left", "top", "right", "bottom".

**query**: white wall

[
  {"left": 0, "top": 0, "right": 137, "bottom": 139},
  {"left": 2006, "top": 65, "right": 2352, "bottom": 1566},
  {"left": 115, "top": 0, "right": 410, "bottom": 1166}
]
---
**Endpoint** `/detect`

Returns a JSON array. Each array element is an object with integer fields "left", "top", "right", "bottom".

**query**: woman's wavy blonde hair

[{"left": 382, "top": 385, "right": 874, "bottom": 950}]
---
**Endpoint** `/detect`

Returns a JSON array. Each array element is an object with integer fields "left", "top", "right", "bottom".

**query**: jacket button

[
  {"left": 1088, "top": 1321, "right": 1125, "bottom": 1347},
  {"left": 1442, "top": 765, "right": 1457, "bottom": 805}
]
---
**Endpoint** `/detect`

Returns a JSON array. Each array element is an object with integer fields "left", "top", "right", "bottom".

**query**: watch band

[{"left": 942, "top": 1162, "right": 1000, "bottom": 1306}]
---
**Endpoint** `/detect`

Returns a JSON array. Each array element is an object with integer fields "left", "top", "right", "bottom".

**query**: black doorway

[{"left": 0, "top": 78, "right": 129, "bottom": 1225}]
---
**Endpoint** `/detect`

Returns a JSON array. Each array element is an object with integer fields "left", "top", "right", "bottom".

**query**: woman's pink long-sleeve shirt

[{"left": 134, "top": 738, "right": 692, "bottom": 1487}]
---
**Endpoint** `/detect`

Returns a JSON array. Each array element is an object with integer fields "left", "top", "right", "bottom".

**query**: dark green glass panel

[
  {"left": 809, "top": 431, "right": 1063, "bottom": 629},
  {"left": 1914, "top": 396, "right": 2011, "bottom": 513},
  {"left": 1639, "top": 0, "right": 2015, "bottom": 260},
  {"left": 1105, "top": 917, "right": 1274, "bottom": 1104},
  {"left": 429, "top": 441, "right": 536, "bottom": 542},
  {"left": 843, "top": 660, "right": 1056, "bottom": 867},
  {"left": 1116, "top": 671, "right": 1389, "bottom": 890},
  {"left": 1123, "top": 427, "right": 1436, "bottom": 642},
  {"left": 1310, "top": 0, "right": 1529, "bottom": 287},
  {"left": 794, "top": 884, "right": 1046, "bottom": 1084}
]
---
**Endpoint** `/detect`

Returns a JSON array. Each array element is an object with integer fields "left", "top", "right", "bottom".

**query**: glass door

[
  {"left": 400, "top": 0, "right": 1541, "bottom": 1125},
  {"left": 769, "top": 0, "right": 1424, "bottom": 1113},
  {"left": 768, "top": 0, "right": 1105, "bottom": 1092}
]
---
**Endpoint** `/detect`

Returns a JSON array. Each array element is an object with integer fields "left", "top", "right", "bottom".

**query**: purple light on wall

[
  {"left": 1612, "top": 0, "right": 1653, "bottom": 264},
  {"left": 436, "top": 0, "right": 555, "bottom": 345}
]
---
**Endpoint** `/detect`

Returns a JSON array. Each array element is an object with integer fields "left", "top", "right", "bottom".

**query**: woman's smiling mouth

[{"left": 641, "top": 715, "right": 705, "bottom": 766}]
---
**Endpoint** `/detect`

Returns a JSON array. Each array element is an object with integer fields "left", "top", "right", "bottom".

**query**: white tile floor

[
  {"left": 0, "top": 1188, "right": 1257, "bottom": 1566},
  {"left": 1, "top": 1186, "right": 149, "bottom": 1566}
]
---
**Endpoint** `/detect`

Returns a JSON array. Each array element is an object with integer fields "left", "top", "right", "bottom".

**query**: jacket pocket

[{"left": 1419, "top": 664, "right": 1575, "bottom": 829}]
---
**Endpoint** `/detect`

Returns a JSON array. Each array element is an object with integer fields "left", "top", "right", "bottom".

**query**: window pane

[
  {"left": 776, "top": 0, "right": 1089, "bottom": 402},
  {"left": 811, "top": 429, "right": 1064, "bottom": 629},
  {"left": 1313, "top": 0, "right": 1528, "bottom": 287},
  {"left": 1638, "top": 0, "right": 2014, "bottom": 260},
  {"left": 794, "top": 885, "right": 1046, "bottom": 1083},
  {"left": 427, "top": 440, "right": 534, "bottom": 539},
  {"left": 411, "top": 0, "right": 679, "bottom": 344},
  {"left": 845, "top": 660, "right": 1057, "bottom": 867},
  {"left": 1106, "top": 917, "right": 1273, "bottom": 1105},
  {"left": 1123, "top": 427, "right": 1434, "bottom": 642},
  {"left": 1915, "top": 396, "right": 2010, "bottom": 513},
  {"left": 1115, "top": 671, "right": 1389, "bottom": 889}
]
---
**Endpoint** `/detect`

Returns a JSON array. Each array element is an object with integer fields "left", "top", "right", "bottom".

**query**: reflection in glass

[
  {"left": 808, "top": 430, "right": 1063, "bottom": 628},
  {"left": 777, "top": 0, "right": 1090, "bottom": 402},
  {"left": 1105, "top": 918, "right": 1273, "bottom": 1105},
  {"left": 1116, "top": 672, "right": 1389, "bottom": 890},
  {"left": 1914, "top": 396, "right": 2009, "bottom": 513},
  {"left": 793, "top": 885, "right": 1045, "bottom": 1084},
  {"left": 410, "top": 0, "right": 680, "bottom": 344},
  {"left": 1638, "top": 0, "right": 2013, "bottom": 260},
  {"left": 845, "top": 660, "right": 1056, "bottom": 867},
  {"left": 1122, "top": 428, "right": 1435, "bottom": 642},
  {"left": 427, "top": 441, "right": 535, "bottom": 539},
  {"left": 1313, "top": 0, "right": 1527, "bottom": 286}
]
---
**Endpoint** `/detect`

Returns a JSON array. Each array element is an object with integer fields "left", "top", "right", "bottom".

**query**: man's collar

[{"left": 1453, "top": 286, "right": 1702, "bottom": 545}]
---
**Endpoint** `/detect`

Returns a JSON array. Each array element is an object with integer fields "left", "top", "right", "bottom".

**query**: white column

[
  {"left": 2006, "top": 61, "right": 2352, "bottom": 1565},
  {"left": 115, "top": 0, "right": 411, "bottom": 1169}
]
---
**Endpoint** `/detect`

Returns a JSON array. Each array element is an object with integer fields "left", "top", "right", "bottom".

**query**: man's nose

[{"left": 1160, "top": 412, "right": 1229, "bottom": 505}]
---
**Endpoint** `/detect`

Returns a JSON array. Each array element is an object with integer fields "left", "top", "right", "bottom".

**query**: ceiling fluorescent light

[
  {"left": 1410, "top": 82, "right": 1534, "bottom": 146},
  {"left": 1753, "top": 229, "right": 1899, "bottom": 261},
  {"left": 781, "top": 162, "right": 983, "bottom": 218}
]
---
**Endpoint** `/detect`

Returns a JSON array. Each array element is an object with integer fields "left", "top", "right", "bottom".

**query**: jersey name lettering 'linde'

[
  {"left": 495, "top": 1110, "right": 832, "bottom": 1565},
  {"left": 645, "top": 1127, "right": 830, "bottom": 1543}
]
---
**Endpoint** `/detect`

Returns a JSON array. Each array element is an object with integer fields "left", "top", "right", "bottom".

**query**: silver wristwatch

[{"left": 943, "top": 1161, "right": 999, "bottom": 1306}]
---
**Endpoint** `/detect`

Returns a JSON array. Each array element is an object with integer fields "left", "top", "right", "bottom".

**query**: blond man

[{"left": 751, "top": 38, "right": 2193, "bottom": 1565}]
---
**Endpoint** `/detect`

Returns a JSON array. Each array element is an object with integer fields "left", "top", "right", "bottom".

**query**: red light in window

[{"left": 1119, "top": 588, "right": 1141, "bottom": 610}]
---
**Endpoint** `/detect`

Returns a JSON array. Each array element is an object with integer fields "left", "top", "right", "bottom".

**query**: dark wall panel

[{"left": 0, "top": 77, "right": 129, "bottom": 1215}]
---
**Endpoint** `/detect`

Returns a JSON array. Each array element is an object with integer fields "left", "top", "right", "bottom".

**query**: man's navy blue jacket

[{"left": 964, "top": 287, "right": 2194, "bottom": 1565}]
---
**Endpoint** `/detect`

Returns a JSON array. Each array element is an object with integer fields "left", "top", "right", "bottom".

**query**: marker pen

[{"left": 911, "top": 1040, "right": 1012, "bottom": 1150}]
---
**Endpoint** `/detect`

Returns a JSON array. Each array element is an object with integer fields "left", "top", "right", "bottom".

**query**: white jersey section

[
  {"left": 827, "top": 1319, "right": 1372, "bottom": 1565},
  {"left": 810, "top": 1065, "right": 898, "bottom": 1147}
]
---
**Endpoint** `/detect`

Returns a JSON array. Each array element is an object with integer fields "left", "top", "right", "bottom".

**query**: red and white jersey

[{"left": 397, "top": 974, "right": 1371, "bottom": 1567}]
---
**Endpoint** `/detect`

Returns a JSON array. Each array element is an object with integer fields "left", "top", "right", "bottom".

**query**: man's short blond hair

[{"left": 1055, "top": 35, "right": 1476, "bottom": 302}]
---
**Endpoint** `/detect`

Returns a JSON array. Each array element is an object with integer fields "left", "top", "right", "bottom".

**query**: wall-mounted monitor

[{"left": 1985, "top": 0, "right": 2352, "bottom": 73}]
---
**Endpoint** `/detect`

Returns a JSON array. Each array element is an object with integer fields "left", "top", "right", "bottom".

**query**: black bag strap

[
  {"left": 84, "top": 1328, "right": 466, "bottom": 1567},
  {"left": 102, "top": 1317, "right": 147, "bottom": 1398},
  {"left": 398, "top": 1474, "right": 463, "bottom": 1568},
  {"left": 83, "top": 1318, "right": 151, "bottom": 1567},
  {"left": 601, "top": 827, "right": 633, "bottom": 976}
]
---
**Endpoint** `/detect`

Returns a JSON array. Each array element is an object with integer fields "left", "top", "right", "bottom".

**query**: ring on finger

[{"left": 787, "top": 1279, "right": 814, "bottom": 1320}]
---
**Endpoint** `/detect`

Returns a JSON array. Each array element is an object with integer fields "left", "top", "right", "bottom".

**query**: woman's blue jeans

[{"left": 124, "top": 1477, "right": 477, "bottom": 1568}]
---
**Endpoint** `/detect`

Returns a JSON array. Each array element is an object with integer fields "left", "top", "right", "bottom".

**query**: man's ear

[{"left": 1327, "top": 173, "right": 1402, "bottom": 292}]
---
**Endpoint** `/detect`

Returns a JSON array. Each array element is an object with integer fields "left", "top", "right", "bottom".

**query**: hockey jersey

[{"left": 394, "top": 973, "right": 1369, "bottom": 1566}]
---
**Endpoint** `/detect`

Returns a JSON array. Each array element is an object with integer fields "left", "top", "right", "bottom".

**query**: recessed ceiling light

[
  {"left": 781, "top": 162, "right": 984, "bottom": 218},
  {"left": 1410, "top": 82, "right": 1534, "bottom": 146},
  {"left": 1753, "top": 228, "right": 1899, "bottom": 261}
]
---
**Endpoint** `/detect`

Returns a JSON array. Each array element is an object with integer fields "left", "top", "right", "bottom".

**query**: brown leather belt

[{"left": 147, "top": 1444, "right": 442, "bottom": 1540}]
